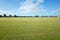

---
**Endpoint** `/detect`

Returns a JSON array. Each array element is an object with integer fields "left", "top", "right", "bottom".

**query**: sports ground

[{"left": 0, "top": 18, "right": 60, "bottom": 40}]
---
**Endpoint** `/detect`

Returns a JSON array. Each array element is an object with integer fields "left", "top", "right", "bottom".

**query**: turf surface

[{"left": 0, "top": 18, "right": 60, "bottom": 40}]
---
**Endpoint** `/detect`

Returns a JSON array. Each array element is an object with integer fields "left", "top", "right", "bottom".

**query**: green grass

[{"left": 0, "top": 18, "right": 60, "bottom": 40}]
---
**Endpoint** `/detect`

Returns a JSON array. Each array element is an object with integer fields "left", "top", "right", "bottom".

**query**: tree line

[
  {"left": 0, "top": 14, "right": 60, "bottom": 18},
  {"left": 0, "top": 14, "right": 39, "bottom": 17},
  {"left": 0, "top": 14, "right": 17, "bottom": 17}
]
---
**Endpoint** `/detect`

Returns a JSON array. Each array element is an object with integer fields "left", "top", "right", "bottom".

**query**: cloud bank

[
  {"left": 0, "top": 10, "right": 14, "bottom": 16},
  {"left": 52, "top": 8, "right": 60, "bottom": 13},
  {"left": 52, "top": 8, "right": 60, "bottom": 16},
  {"left": 17, "top": 0, "right": 47, "bottom": 16}
]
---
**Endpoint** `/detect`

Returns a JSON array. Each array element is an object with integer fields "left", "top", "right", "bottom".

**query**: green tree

[
  {"left": 0, "top": 15, "right": 2, "bottom": 17},
  {"left": 4, "top": 14, "right": 6, "bottom": 17},
  {"left": 14, "top": 15, "right": 17, "bottom": 17},
  {"left": 9, "top": 14, "right": 12, "bottom": 17},
  {"left": 34, "top": 15, "right": 39, "bottom": 17}
]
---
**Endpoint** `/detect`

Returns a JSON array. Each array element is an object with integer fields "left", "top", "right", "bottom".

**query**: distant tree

[
  {"left": 9, "top": 14, "right": 12, "bottom": 17},
  {"left": 14, "top": 15, "right": 17, "bottom": 17},
  {"left": 57, "top": 15, "right": 60, "bottom": 18},
  {"left": 34, "top": 15, "right": 39, "bottom": 17},
  {"left": 0, "top": 15, "right": 2, "bottom": 17},
  {"left": 4, "top": 14, "right": 6, "bottom": 17}
]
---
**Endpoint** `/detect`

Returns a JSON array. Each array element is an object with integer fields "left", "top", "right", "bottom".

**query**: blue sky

[{"left": 0, "top": 0, "right": 60, "bottom": 16}]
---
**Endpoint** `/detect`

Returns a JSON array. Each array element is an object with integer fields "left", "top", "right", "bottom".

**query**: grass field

[{"left": 0, "top": 18, "right": 60, "bottom": 40}]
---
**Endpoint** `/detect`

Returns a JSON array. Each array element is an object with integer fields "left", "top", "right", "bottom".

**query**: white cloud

[
  {"left": 17, "top": 0, "right": 46, "bottom": 16},
  {"left": 51, "top": 8, "right": 60, "bottom": 16},
  {"left": 26, "top": 0, "right": 44, "bottom": 3},
  {"left": 37, "top": 0, "right": 44, "bottom": 3},
  {"left": 0, "top": 10, "right": 14, "bottom": 16},
  {"left": 52, "top": 8, "right": 60, "bottom": 13}
]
